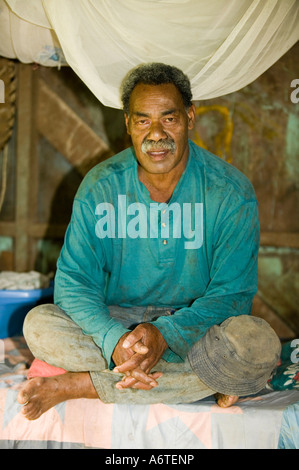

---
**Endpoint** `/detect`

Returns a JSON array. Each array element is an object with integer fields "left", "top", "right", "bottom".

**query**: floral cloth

[{"left": 269, "top": 341, "right": 299, "bottom": 391}]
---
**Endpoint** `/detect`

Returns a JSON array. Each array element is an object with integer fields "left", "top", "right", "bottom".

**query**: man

[{"left": 17, "top": 63, "right": 280, "bottom": 420}]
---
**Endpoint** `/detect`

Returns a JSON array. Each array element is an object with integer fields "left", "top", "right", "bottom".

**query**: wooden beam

[
  {"left": 37, "top": 79, "right": 111, "bottom": 174},
  {"left": 28, "top": 223, "right": 68, "bottom": 238},
  {"left": 0, "top": 222, "right": 15, "bottom": 236},
  {"left": 252, "top": 295, "right": 296, "bottom": 339},
  {"left": 260, "top": 232, "right": 299, "bottom": 248},
  {"left": 14, "top": 64, "right": 36, "bottom": 272}
]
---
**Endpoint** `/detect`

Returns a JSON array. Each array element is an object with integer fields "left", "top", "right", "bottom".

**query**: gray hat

[{"left": 188, "top": 315, "right": 281, "bottom": 397}]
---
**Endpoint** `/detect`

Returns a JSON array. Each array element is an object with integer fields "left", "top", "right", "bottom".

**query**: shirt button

[
  {"left": 163, "top": 240, "right": 167, "bottom": 245},
  {"left": 162, "top": 222, "right": 166, "bottom": 227}
]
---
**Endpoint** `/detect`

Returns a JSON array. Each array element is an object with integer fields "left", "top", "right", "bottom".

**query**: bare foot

[
  {"left": 215, "top": 393, "right": 239, "bottom": 408},
  {"left": 17, "top": 372, "right": 98, "bottom": 420}
]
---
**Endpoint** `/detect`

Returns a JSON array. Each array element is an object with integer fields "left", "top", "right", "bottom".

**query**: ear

[
  {"left": 124, "top": 113, "right": 131, "bottom": 135},
  {"left": 187, "top": 104, "right": 196, "bottom": 130}
]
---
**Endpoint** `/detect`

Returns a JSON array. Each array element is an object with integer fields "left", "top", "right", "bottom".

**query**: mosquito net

[{"left": 0, "top": 0, "right": 298, "bottom": 108}]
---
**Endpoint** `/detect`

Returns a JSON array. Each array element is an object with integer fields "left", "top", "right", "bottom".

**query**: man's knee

[
  {"left": 23, "top": 305, "right": 43, "bottom": 343},
  {"left": 23, "top": 303, "right": 61, "bottom": 350}
]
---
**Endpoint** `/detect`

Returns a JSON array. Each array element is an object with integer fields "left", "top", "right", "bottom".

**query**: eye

[
  {"left": 137, "top": 119, "right": 150, "bottom": 126},
  {"left": 163, "top": 117, "right": 176, "bottom": 124}
]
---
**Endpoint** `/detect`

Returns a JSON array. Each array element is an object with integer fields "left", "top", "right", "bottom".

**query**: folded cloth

[
  {"left": 27, "top": 358, "right": 66, "bottom": 379},
  {"left": 0, "top": 270, "right": 52, "bottom": 290}
]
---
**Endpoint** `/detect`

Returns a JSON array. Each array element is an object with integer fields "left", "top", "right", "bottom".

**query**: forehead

[{"left": 128, "top": 83, "right": 185, "bottom": 114}]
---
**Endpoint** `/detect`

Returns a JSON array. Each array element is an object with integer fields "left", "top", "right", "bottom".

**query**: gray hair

[{"left": 120, "top": 62, "right": 193, "bottom": 114}]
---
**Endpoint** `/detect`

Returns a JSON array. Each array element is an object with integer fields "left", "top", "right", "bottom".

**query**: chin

[{"left": 145, "top": 161, "right": 175, "bottom": 175}]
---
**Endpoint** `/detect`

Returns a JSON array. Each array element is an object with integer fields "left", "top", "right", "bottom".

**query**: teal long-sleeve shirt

[{"left": 54, "top": 140, "right": 260, "bottom": 368}]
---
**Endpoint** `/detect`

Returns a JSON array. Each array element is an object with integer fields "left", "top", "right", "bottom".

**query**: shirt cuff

[
  {"left": 98, "top": 323, "right": 130, "bottom": 369},
  {"left": 149, "top": 316, "right": 186, "bottom": 362}
]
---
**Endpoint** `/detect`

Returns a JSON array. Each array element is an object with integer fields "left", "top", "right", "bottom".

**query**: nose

[{"left": 147, "top": 120, "right": 167, "bottom": 141}]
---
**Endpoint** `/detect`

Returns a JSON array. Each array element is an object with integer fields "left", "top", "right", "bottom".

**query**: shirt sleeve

[
  {"left": 150, "top": 200, "right": 260, "bottom": 361},
  {"left": 54, "top": 199, "right": 130, "bottom": 369}
]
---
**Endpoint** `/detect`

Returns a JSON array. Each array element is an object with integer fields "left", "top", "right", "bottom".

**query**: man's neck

[{"left": 138, "top": 165, "right": 185, "bottom": 203}]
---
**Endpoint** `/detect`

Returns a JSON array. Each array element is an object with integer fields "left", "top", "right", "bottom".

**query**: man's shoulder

[
  {"left": 189, "top": 140, "right": 256, "bottom": 203},
  {"left": 76, "top": 147, "right": 135, "bottom": 198},
  {"left": 86, "top": 146, "right": 135, "bottom": 182}
]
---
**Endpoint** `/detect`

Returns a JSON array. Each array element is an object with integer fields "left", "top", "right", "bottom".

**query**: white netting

[{"left": 0, "top": 0, "right": 298, "bottom": 108}]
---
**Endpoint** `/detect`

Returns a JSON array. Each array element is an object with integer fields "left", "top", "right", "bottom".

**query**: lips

[
  {"left": 141, "top": 137, "right": 176, "bottom": 158},
  {"left": 146, "top": 149, "right": 169, "bottom": 160}
]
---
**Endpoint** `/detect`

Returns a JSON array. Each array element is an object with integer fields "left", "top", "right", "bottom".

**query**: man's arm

[
  {"left": 148, "top": 200, "right": 260, "bottom": 360},
  {"left": 113, "top": 200, "right": 259, "bottom": 389},
  {"left": 54, "top": 198, "right": 130, "bottom": 368},
  {"left": 55, "top": 198, "right": 167, "bottom": 389}
]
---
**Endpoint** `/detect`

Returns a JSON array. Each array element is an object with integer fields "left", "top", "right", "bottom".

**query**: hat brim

[
  {"left": 188, "top": 315, "right": 282, "bottom": 397},
  {"left": 188, "top": 331, "right": 273, "bottom": 397}
]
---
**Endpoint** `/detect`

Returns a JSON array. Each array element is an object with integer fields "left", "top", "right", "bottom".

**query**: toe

[
  {"left": 17, "top": 389, "right": 29, "bottom": 405},
  {"left": 216, "top": 393, "right": 239, "bottom": 408}
]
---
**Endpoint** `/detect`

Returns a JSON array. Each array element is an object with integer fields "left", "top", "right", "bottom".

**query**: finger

[
  {"left": 131, "top": 382, "right": 155, "bottom": 390},
  {"left": 115, "top": 375, "right": 137, "bottom": 389},
  {"left": 116, "top": 370, "right": 155, "bottom": 388},
  {"left": 122, "top": 329, "right": 144, "bottom": 349},
  {"left": 131, "top": 368, "right": 159, "bottom": 387},
  {"left": 117, "top": 379, "right": 153, "bottom": 391},
  {"left": 116, "top": 371, "right": 163, "bottom": 390},
  {"left": 113, "top": 354, "right": 145, "bottom": 374},
  {"left": 131, "top": 340, "right": 148, "bottom": 355},
  {"left": 149, "top": 371, "right": 163, "bottom": 380},
  {"left": 117, "top": 372, "right": 163, "bottom": 390},
  {"left": 113, "top": 349, "right": 160, "bottom": 375},
  {"left": 123, "top": 370, "right": 162, "bottom": 383},
  {"left": 129, "top": 368, "right": 163, "bottom": 388},
  {"left": 116, "top": 367, "right": 160, "bottom": 388}
]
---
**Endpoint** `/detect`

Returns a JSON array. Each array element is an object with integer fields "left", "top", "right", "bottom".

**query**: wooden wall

[
  {"left": 0, "top": 43, "right": 298, "bottom": 338},
  {"left": 0, "top": 62, "right": 128, "bottom": 274},
  {"left": 189, "top": 43, "right": 299, "bottom": 339}
]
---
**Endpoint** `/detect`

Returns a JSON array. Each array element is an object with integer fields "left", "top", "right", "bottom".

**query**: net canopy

[{"left": 0, "top": 0, "right": 298, "bottom": 108}]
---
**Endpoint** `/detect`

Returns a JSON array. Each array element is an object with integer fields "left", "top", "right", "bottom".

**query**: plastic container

[{"left": 0, "top": 283, "right": 54, "bottom": 338}]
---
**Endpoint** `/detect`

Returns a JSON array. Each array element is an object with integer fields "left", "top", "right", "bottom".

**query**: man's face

[{"left": 125, "top": 83, "right": 195, "bottom": 177}]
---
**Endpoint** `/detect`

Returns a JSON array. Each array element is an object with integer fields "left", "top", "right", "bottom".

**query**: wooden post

[{"left": 14, "top": 64, "right": 36, "bottom": 272}]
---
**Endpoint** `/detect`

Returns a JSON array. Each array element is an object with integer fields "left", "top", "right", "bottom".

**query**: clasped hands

[{"left": 112, "top": 323, "right": 168, "bottom": 390}]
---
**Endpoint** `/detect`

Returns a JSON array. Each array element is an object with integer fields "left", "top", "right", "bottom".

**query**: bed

[{"left": 0, "top": 336, "right": 298, "bottom": 450}]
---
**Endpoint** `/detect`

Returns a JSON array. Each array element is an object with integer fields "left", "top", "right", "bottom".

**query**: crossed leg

[
  {"left": 17, "top": 304, "right": 239, "bottom": 420},
  {"left": 17, "top": 372, "right": 239, "bottom": 420}
]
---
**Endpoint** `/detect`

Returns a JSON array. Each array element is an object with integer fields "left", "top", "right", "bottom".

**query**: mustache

[{"left": 141, "top": 137, "right": 176, "bottom": 153}]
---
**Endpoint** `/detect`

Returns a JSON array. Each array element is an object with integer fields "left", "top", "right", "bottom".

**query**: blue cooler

[{"left": 0, "top": 283, "right": 54, "bottom": 338}]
